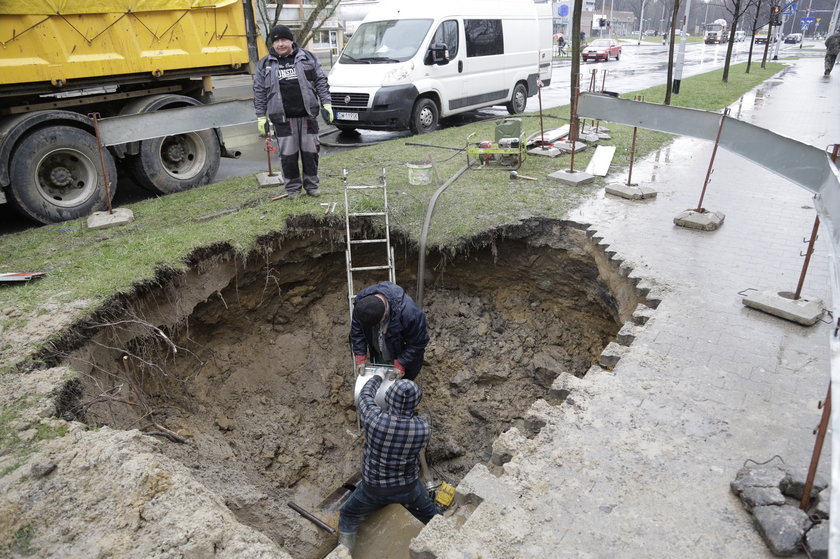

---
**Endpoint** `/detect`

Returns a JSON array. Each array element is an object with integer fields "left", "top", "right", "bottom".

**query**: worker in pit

[
  {"left": 825, "top": 30, "right": 840, "bottom": 76},
  {"left": 338, "top": 373, "right": 439, "bottom": 554},
  {"left": 350, "top": 282, "right": 429, "bottom": 381},
  {"left": 253, "top": 25, "right": 333, "bottom": 199}
]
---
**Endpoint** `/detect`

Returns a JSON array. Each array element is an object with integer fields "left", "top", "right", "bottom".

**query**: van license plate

[{"left": 336, "top": 112, "right": 359, "bottom": 121}]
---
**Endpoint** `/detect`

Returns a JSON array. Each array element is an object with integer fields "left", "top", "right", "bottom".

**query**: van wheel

[
  {"left": 410, "top": 98, "right": 438, "bottom": 134},
  {"left": 506, "top": 83, "right": 527, "bottom": 114}
]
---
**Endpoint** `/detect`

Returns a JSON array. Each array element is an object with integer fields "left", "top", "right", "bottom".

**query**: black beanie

[
  {"left": 353, "top": 295, "right": 386, "bottom": 327},
  {"left": 269, "top": 25, "right": 295, "bottom": 43}
]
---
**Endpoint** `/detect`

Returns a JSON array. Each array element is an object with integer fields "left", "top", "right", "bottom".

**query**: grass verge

[{"left": 0, "top": 61, "right": 785, "bottom": 372}]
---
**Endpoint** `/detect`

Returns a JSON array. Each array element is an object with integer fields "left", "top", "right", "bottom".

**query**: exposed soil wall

[{"left": 54, "top": 217, "right": 644, "bottom": 558}]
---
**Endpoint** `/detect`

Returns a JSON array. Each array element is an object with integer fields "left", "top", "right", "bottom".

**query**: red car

[{"left": 582, "top": 38, "right": 622, "bottom": 61}]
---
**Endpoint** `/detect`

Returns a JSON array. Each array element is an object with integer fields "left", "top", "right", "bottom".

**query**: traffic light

[
  {"left": 770, "top": 5, "right": 781, "bottom": 25},
  {"left": 599, "top": 17, "right": 607, "bottom": 28}
]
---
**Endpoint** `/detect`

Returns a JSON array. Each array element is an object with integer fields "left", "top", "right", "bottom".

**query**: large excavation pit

[{"left": 58, "top": 217, "right": 647, "bottom": 558}]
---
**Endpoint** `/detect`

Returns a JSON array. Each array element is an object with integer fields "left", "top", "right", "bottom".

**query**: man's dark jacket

[{"left": 350, "top": 282, "right": 428, "bottom": 376}]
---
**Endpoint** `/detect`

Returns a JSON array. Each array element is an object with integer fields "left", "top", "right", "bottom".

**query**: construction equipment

[
  {"left": 343, "top": 168, "right": 396, "bottom": 320},
  {"left": 465, "top": 119, "right": 526, "bottom": 170}
]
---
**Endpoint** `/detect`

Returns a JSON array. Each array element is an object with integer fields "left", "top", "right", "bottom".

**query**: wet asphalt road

[{"left": 0, "top": 39, "right": 823, "bottom": 234}]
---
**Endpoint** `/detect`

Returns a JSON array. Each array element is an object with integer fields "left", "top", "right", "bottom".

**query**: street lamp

[{"left": 704, "top": 0, "right": 711, "bottom": 25}]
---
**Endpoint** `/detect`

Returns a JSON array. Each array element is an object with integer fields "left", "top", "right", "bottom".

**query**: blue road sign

[
  {"left": 801, "top": 16, "right": 816, "bottom": 24},
  {"left": 783, "top": 2, "right": 796, "bottom": 15}
]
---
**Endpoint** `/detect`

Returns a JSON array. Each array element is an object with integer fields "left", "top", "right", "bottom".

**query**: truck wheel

[
  {"left": 8, "top": 126, "right": 116, "bottom": 224},
  {"left": 128, "top": 129, "right": 220, "bottom": 194},
  {"left": 409, "top": 98, "right": 438, "bottom": 135},
  {"left": 506, "top": 83, "right": 528, "bottom": 115}
]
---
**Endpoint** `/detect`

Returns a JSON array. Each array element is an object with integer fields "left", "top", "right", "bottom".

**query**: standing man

[
  {"left": 825, "top": 30, "right": 840, "bottom": 76},
  {"left": 254, "top": 25, "right": 333, "bottom": 199},
  {"left": 350, "top": 281, "right": 429, "bottom": 381},
  {"left": 338, "top": 373, "right": 438, "bottom": 555}
]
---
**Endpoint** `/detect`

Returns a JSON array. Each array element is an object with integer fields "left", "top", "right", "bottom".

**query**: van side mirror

[{"left": 426, "top": 42, "right": 449, "bottom": 65}]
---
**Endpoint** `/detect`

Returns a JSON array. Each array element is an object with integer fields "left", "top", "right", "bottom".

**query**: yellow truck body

[{"left": 0, "top": 0, "right": 264, "bottom": 88}]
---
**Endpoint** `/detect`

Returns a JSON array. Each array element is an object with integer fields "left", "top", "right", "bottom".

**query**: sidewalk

[{"left": 412, "top": 57, "right": 839, "bottom": 557}]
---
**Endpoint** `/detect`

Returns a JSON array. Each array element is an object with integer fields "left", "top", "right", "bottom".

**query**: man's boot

[{"left": 338, "top": 531, "right": 357, "bottom": 556}]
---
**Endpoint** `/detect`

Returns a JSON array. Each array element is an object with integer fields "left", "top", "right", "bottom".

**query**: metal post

[
  {"left": 626, "top": 96, "right": 643, "bottom": 187},
  {"left": 638, "top": 0, "right": 648, "bottom": 44},
  {"left": 537, "top": 83, "right": 546, "bottom": 148},
  {"left": 794, "top": 216, "right": 820, "bottom": 300},
  {"left": 569, "top": 83, "right": 580, "bottom": 172},
  {"left": 695, "top": 108, "right": 730, "bottom": 211},
  {"left": 88, "top": 113, "right": 113, "bottom": 214},
  {"left": 265, "top": 124, "right": 277, "bottom": 177},
  {"left": 799, "top": 384, "right": 831, "bottom": 511}
]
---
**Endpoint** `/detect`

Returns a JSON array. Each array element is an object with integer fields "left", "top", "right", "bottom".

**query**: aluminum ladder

[{"left": 343, "top": 168, "right": 396, "bottom": 319}]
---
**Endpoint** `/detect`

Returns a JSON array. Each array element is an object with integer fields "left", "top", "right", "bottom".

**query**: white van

[
  {"left": 734, "top": 30, "right": 747, "bottom": 42},
  {"left": 327, "top": 0, "right": 553, "bottom": 134}
]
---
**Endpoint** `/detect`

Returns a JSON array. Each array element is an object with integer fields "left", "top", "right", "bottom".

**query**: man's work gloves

[
  {"left": 393, "top": 360, "right": 405, "bottom": 378},
  {"left": 257, "top": 116, "right": 269, "bottom": 135},
  {"left": 321, "top": 103, "right": 334, "bottom": 123},
  {"left": 355, "top": 355, "right": 366, "bottom": 376}
]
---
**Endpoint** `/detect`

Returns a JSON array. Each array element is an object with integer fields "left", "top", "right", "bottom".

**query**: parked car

[
  {"left": 582, "top": 38, "right": 622, "bottom": 61},
  {"left": 644, "top": 29, "right": 657, "bottom": 36},
  {"left": 784, "top": 33, "right": 802, "bottom": 43}
]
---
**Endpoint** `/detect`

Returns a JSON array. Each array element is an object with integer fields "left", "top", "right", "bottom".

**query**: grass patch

[{"left": 0, "top": 61, "right": 786, "bottom": 370}]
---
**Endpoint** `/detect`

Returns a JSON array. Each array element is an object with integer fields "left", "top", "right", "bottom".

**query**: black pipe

[{"left": 286, "top": 501, "right": 336, "bottom": 535}]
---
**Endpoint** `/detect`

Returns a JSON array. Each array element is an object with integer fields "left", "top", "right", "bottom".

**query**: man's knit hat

[
  {"left": 353, "top": 294, "right": 386, "bottom": 327},
  {"left": 269, "top": 25, "right": 295, "bottom": 43}
]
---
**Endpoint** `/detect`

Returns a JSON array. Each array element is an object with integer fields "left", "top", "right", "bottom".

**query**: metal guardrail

[{"left": 577, "top": 91, "right": 840, "bottom": 556}]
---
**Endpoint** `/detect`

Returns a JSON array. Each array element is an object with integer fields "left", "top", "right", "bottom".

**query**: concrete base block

[
  {"left": 578, "top": 132, "right": 600, "bottom": 142},
  {"left": 596, "top": 132, "right": 612, "bottom": 140},
  {"left": 256, "top": 170, "right": 283, "bottom": 187},
  {"left": 527, "top": 146, "right": 562, "bottom": 158},
  {"left": 742, "top": 290, "right": 824, "bottom": 326},
  {"left": 548, "top": 169, "right": 595, "bottom": 185},
  {"left": 555, "top": 140, "right": 588, "bottom": 153},
  {"left": 674, "top": 208, "right": 725, "bottom": 231},
  {"left": 605, "top": 182, "right": 658, "bottom": 199},
  {"left": 87, "top": 208, "right": 134, "bottom": 230}
]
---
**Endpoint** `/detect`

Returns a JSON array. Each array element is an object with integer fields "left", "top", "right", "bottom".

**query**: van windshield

[{"left": 340, "top": 19, "right": 433, "bottom": 63}]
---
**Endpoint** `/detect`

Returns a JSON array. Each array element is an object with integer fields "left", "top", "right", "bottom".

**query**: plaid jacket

[{"left": 359, "top": 376, "right": 430, "bottom": 492}]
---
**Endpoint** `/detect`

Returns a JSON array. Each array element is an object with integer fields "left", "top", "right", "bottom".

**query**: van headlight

[{"left": 382, "top": 62, "right": 414, "bottom": 86}]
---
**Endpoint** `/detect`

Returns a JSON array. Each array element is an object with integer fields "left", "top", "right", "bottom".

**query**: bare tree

[
  {"left": 255, "top": 0, "right": 341, "bottom": 48},
  {"left": 721, "top": 0, "right": 758, "bottom": 80}
]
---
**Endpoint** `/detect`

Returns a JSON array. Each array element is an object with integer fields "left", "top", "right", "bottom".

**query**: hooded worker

[
  {"left": 338, "top": 375, "right": 438, "bottom": 554},
  {"left": 826, "top": 30, "right": 840, "bottom": 76},
  {"left": 253, "top": 24, "right": 333, "bottom": 199},
  {"left": 350, "top": 282, "right": 429, "bottom": 380}
]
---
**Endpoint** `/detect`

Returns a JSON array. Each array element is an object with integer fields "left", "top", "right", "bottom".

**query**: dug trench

[{"left": 55, "top": 216, "right": 649, "bottom": 558}]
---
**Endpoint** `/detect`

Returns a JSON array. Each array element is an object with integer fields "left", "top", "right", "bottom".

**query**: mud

[{"left": 58, "top": 217, "right": 644, "bottom": 558}]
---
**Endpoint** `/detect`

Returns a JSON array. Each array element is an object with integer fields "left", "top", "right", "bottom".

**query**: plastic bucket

[{"left": 406, "top": 162, "right": 433, "bottom": 185}]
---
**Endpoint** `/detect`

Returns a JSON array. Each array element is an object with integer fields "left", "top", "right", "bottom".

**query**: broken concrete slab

[
  {"left": 87, "top": 207, "right": 134, "bottom": 230},
  {"left": 554, "top": 140, "right": 588, "bottom": 153},
  {"left": 528, "top": 126, "right": 569, "bottom": 146},
  {"left": 673, "top": 208, "right": 725, "bottom": 231},
  {"left": 548, "top": 169, "right": 594, "bottom": 185},
  {"left": 585, "top": 145, "right": 616, "bottom": 176},
  {"left": 806, "top": 521, "right": 829, "bottom": 559},
  {"left": 256, "top": 170, "right": 283, "bottom": 187},
  {"left": 741, "top": 290, "right": 825, "bottom": 326},
  {"left": 605, "top": 182, "right": 658, "bottom": 200},
  {"left": 752, "top": 505, "right": 810, "bottom": 556},
  {"left": 353, "top": 504, "right": 423, "bottom": 559},
  {"left": 527, "top": 145, "right": 562, "bottom": 158}
]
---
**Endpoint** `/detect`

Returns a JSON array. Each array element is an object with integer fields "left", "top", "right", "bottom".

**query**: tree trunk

[{"left": 665, "top": 0, "right": 680, "bottom": 105}]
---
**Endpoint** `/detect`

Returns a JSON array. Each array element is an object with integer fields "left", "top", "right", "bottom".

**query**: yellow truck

[{"left": 0, "top": 0, "right": 265, "bottom": 223}]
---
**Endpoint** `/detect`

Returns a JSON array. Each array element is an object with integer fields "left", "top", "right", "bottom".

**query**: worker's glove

[
  {"left": 321, "top": 104, "right": 334, "bottom": 123},
  {"left": 257, "top": 116, "right": 269, "bottom": 135},
  {"left": 354, "top": 354, "right": 367, "bottom": 376},
  {"left": 393, "top": 360, "right": 405, "bottom": 378}
]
